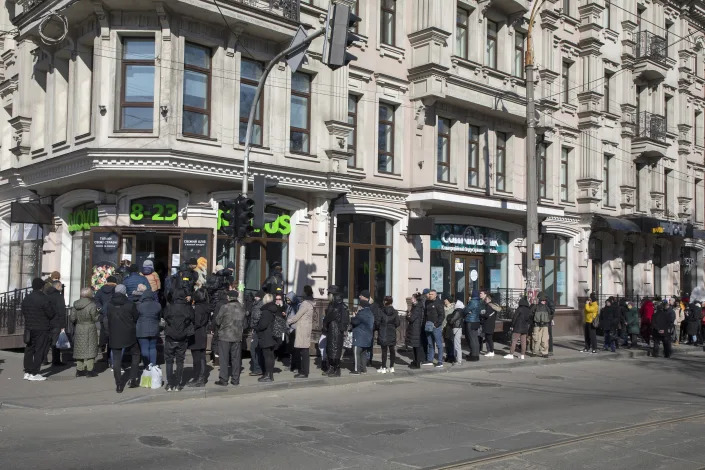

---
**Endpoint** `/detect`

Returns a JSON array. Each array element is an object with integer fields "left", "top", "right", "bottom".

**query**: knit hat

[
  {"left": 226, "top": 262, "right": 235, "bottom": 270},
  {"left": 128, "top": 265, "right": 139, "bottom": 273},
  {"left": 32, "top": 277, "right": 45, "bottom": 290},
  {"left": 107, "top": 276, "right": 118, "bottom": 284},
  {"left": 422, "top": 288, "right": 430, "bottom": 295},
  {"left": 115, "top": 284, "right": 127, "bottom": 295},
  {"left": 142, "top": 260, "right": 154, "bottom": 269},
  {"left": 255, "top": 290, "right": 265, "bottom": 299},
  {"left": 359, "top": 289, "right": 371, "bottom": 299},
  {"left": 187, "top": 257, "right": 198, "bottom": 266}
]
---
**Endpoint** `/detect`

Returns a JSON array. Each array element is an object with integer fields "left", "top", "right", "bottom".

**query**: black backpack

[{"left": 272, "top": 314, "right": 287, "bottom": 343}]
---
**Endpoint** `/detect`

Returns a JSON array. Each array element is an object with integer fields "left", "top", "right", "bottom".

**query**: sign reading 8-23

[{"left": 129, "top": 197, "right": 178, "bottom": 225}]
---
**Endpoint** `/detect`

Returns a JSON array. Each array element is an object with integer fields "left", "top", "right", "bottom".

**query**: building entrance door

[{"left": 452, "top": 255, "right": 485, "bottom": 304}]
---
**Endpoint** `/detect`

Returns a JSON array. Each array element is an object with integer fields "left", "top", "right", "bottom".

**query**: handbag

[
  {"left": 424, "top": 321, "right": 434, "bottom": 333},
  {"left": 592, "top": 314, "right": 600, "bottom": 328}
]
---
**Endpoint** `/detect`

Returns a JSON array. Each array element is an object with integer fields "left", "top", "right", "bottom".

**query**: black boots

[
  {"left": 258, "top": 372, "right": 274, "bottom": 383},
  {"left": 75, "top": 369, "right": 85, "bottom": 377}
]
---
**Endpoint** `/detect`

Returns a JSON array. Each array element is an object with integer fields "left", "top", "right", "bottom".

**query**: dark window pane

[
  {"left": 290, "top": 95, "right": 309, "bottom": 129},
  {"left": 122, "top": 107, "right": 153, "bottom": 130},
  {"left": 336, "top": 218, "right": 351, "bottom": 242},
  {"left": 353, "top": 218, "right": 372, "bottom": 244},
  {"left": 290, "top": 131, "right": 309, "bottom": 153},
  {"left": 244, "top": 241, "right": 262, "bottom": 293},
  {"left": 185, "top": 43, "right": 210, "bottom": 69},
  {"left": 183, "top": 111, "right": 208, "bottom": 136},
  {"left": 239, "top": 83, "right": 259, "bottom": 119},
  {"left": 124, "top": 65, "right": 154, "bottom": 102},
  {"left": 374, "top": 247, "right": 392, "bottom": 302},
  {"left": 353, "top": 249, "right": 371, "bottom": 302},
  {"left": 292, "top": 72, "right": 310, "bottom": 93},
  {"left": 183, "top": 70, "right": 208, "bottom": 109},
  {"left": 123, "top": 38, "right": 155, "bottom": 60},
  {"left": 239, "top": 121, "right": 262, "bottom": 146},
  {"left": 242, "top": 59, "right": 263, "bottom": 81},
  {"left": 375, "top": 219, "right": 392, "bottom": 245},
  {"left": 335, "top": 246, "right": 350, "bottom": 300}
]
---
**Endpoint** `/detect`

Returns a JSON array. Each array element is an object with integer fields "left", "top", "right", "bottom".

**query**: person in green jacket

[
  {"left": 70, "top": 288, "right": 100, "bottom": 377},
  {"left": 625, "top": 300, "right": 640, "bottom": 349}
]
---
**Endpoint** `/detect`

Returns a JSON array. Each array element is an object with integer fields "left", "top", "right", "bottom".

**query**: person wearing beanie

[
  {"left": 106, "top": 284, "right": 141, "bottom": 393},
  {"left": 261, "top": 261, "right": 284, "bottom": 294},
  {"left": 141, "top": 260, "right": 161, "bottom": 297},
  {"left": 21, "top": 278, "right": 56, "bottom": 381},
  {"left": 214, "top": 289, "right": 247, "bottom": 386}
]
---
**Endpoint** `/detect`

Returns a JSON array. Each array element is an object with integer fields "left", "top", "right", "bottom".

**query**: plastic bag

[
  {"left": 150, "top": 365, "right": 163, "bottom": 389},
  {"left": 140, "top": 369, "right": 152, "bottom": 388},
  {"left": 343, "top": 331, "right": 353, "bottom": 349},
  {"left": 56, "top": 330, "right": 71, "bottom": 350}
]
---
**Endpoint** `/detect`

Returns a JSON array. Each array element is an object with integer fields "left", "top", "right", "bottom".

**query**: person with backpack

[
  {"left": 286, "top": 285, "right": 315, "bottom": 379},
  {"left": 651, "top": 300, "right": 674, "bottom": 358},
  {"left": 581, "top": 293, "right": 599, "bottom": 354},
  {"left": 351, "top": 291, "right": 375, "bottom": 374},
  {"left": 214, "top": 290, "right": 248, "bottom": 386},
  {"left": 188, "top": 288, "right": 211, "bottom": 387},
  {"left": 376, "top": 296, "right": 400, "bottom": 373},
  {"left": 506, "top": 296, "right": 532, "bottom": 360},
  {"left": 531, "top": 293, "right": 552, "bottom": 357},
  {"left": 322, "top": 287, "right": 349, "bottom": 377},
  {"left": 256, "top": 293, "right": 283, "bottom": 383},
  {"left": 162, "top": 289, "right": 195, "bottom": 391}
]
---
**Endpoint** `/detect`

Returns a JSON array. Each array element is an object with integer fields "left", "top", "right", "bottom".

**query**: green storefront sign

[
  {"left": 67, "top": 207, "right": 99, "bottom": 233},
  {"left": 430, "top": 224, "right": 508, "bottom": 254},
  {"left": 217, "top": 210, "right": 291, "bottom": 236}
]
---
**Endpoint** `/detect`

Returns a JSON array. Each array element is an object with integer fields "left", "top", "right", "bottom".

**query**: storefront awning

[
  {"left": 10, "top": 202, "right": 53, "bottom": 225},
  {"left": 592, "top": 215, "right": 641, "bottom": 233}
]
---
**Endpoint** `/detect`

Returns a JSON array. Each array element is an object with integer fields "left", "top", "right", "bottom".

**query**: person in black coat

[
  {"left": 106, "top": 285, "right": 140, "bottom": 393},
  {"left": 256, "top": 294, "right": 284, "bottom": 382},
  {"left": 163, "top": 289, "right": 195, "bottom": 391},
  {"left": 479, "top": 291, "right": 500, "bottom": 357},
  {"left": 652, "top": 300, "right": 674, "bottom": 358},
  {"left": 95, "top": 277, "right": 117, "bottom": 356},
  {"left": 22, "top": 278, "right": 55, "bottom": 381},
  {"left": 44, "top": 280, "right": 67, "bottom": 366},
  {"left": 686, "top": 302, "right": 703, "bottom": 344},
  {"left": 188, "top": 288, "right": 210, "bottom": 387},
  {"left": 405, "top": 293, "right": 425, "bottom": 369},
  {"left": 506, "top": 297, "right": 531, "bottom": 359},
  {"left": 600, "top": 297, "right": 619, "bottom": 352},
  {"left": 376, "top": 296, "right": 400, "bottom": 373},
  {"left": 322, "top": 288, "right": 349, "bottom": 377}
]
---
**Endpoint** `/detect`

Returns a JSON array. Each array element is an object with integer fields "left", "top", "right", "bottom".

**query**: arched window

[{"left": 335, "top": 215, "right": 393, "bottom": 306}]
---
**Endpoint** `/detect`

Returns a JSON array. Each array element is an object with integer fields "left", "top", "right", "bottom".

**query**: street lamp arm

[{"left": 526, "top": 0, "right": 547, "bottom": 67}]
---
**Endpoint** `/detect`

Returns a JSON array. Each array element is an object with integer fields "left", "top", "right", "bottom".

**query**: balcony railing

[
  {"left": 232, "top": 0, "right": 300, "bottom": 21},
  {"left": 636, "top": 111, "right": 666, "bottom": 143},
  {"left": 636, "top": 31, "right": 667, "bottom": 67}
]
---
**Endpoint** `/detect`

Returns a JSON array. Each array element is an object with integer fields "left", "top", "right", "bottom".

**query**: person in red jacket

[{"left": 640, "top": 298, "right": 655, "bottom": 346}]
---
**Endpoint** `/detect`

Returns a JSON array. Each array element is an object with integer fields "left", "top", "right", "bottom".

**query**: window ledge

[
  {"left": 378, "top": 43, "right": 405, "bottom": 62},
  {"left": 561, "top": 103, "right": 578, "bottom": 114},
  {"left": 494, "top": 189, "right": 513, "bottom": 197},
  {"left": 434, "top": 181, "right": 457, "bottom": 189},
  {"left": 177, "top": 135, "right": 221, "bottom": 147},
  {"left": 286, "top": 152, "right": 318, "bottom": 163},
  {"left": 348, "top": 166, "right": 365, "bottom": 175},
  {"left": 603, "top": 111, "right": 620, "bottom": 121},
  {"left": 110, "top": 131, "right": 158, "bottom": 138},
  {"left": 374, "top": 171, "right": 403, "bottom": 180},
  {"left": 464, "top": 186, "right": 487, "bottom": 194}
]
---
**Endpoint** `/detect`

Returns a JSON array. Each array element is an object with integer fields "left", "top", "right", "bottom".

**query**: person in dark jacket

[
  {"left": 464, "top": 291, "right": 482, "bottom": 362},
  {"left": 248, "top": 291, "right": 265, "bottom": 376},
  {"left": 188, "top": 288, "right": 211, "bottom": 387},
  {"left": 123, "top": 265, "right": 150, "bottom": 301},
  {"left": 652, "top": 300, "right": 674, "bottom": 358},
  {"left": 210, "top": 283, "right": 232, "bottom": 363},
  {"left": 22, "top": 278, "right": 55, "bottom": 381},
  {"left": 256, "top": 293, "right": 283, "bottom": 383},
  {"left": 479, "top": 291, "right": 500, "bottom": 357},
  {"left": 162, "top": 289, "right": 195, "bottom": 391},
  {"left": 376, "top": 296, "right": 400, "bottom": 373},
  {"left": 422, "top": 289, "right": 445, "bottom": 367},
  {"left": 42, "top": 280, "right": 67, "bottom": 366},
  {"left": 351, "top": 295, "right": 375, "bottom": 374},
  {"left": 625, "top": 300, "right": 640, "bottom": 348},
  {"left": 405, "top": 293, "right": 425, "bottom": 369},
  {"left": 214, "top": 290, "right": 248, "bottom": 386},
  {"left": 600, "top": 297, "right": 619, "bottom": 352},
  {"left": 95, "top": 276, "right": 117, "bottom": 356},
  {"left": 106, "top": 285, "right": 141, "bottom": 393},
  {"left": 135, "top": 284, "right": 161, "bottom": 369},
  {"left": 531, "top": 293, "right": 553, "bottom": 357},
  {"left": 262, "top": 261, "right": 285, "bottom": 294},
  {"left": 322, "top": 287, "right": 349, "bottom": 377},
  {"left": 443, "top": 298, "right": 465, "bottom": 365},
  {"left": 685, "top": 301, "right": 703, "bottom": 345},
  {"left": 506, "top": 296, "right": 531, "bottom": 359}
]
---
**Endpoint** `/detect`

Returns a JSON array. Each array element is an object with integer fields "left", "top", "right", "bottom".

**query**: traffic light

[
  {"left": 235, "top": 195, "right": 255, "bottom": 239},
  {"left": 219, "top": 199, "right": 238, "bottom": 239},
  {"left": 253, "top": 174, "right": 279, "bottom": 229},
  {"left": 323, "top": 4, "right": 360, "bottom": 70}
]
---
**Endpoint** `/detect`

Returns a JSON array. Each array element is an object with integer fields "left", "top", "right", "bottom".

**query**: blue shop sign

[{"left": 431, "top": 224, "right": 508, "bottom": 254}]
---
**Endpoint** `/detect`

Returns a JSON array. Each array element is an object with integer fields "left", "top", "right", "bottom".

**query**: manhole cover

[
  {"left": 292, "top": 425, "right": 320, "bottom": 432},
  {"left": 138, "top": 436, "right": 173, "bottom": 447},
  {"left": 470, "top": 382, "right": 501, "bottom": 388},
  {"left": 536, "top": 375, "right": 564, "bottom": 380},
  {"left": 373, "top": 428, "right": 410, "bottom": 436}
]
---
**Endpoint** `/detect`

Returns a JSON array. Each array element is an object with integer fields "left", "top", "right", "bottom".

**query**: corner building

[{"left": 2, "top": 0, "right": 705, "bottom": 336}]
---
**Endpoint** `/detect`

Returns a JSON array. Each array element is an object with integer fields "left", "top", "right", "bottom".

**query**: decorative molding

[
  {"left": 92, "top": 1, "right": 110, "bottom": 41},
  {"left": 154, "top": 1, "right": 170, "bottom": 42}
]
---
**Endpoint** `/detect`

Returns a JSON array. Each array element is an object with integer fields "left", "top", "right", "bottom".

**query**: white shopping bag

[{"left": 150, "top": 365, "right": 163, "bottom": 389}]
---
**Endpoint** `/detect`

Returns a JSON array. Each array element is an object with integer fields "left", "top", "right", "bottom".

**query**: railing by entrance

[{"left": 0, "top": 287, "right": 30, "bottom": 337}]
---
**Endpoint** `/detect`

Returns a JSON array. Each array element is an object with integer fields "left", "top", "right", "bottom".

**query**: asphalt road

[{"left": 2, "top": 351, "right": 705, "bottom": 470}]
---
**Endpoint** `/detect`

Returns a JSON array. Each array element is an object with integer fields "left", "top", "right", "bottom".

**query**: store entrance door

[
  {"left": 452, "top": 255, "right": 485, "bottom": 304},
  {"left": 121, "top": 232, "right": 172, "bottom": 281}
]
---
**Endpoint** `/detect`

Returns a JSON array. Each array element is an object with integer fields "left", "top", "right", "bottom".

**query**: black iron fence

[
  {"left": 636, "top": 111, "right": 666, "bottom": 143},
  {"left": 0, "top": 288, "right": 30, "bottom": 336},
  {"left": 636, "top": 30, "right": 667, "bottom": 66}
]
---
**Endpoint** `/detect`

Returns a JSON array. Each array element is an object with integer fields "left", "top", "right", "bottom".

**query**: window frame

[
  {"left": 695, "top": 110, "right": 703, "bottom": 147},
  {"left": 562, "top": 61, "right": 570, "bottom": 104},
  {"left": 239, "top": 58, "right": 264, "bottom": 147},
  {"left": 603, "top": 154, "right": 612, "bottom": 207},
  {"left": 486, "top": 20, "right": 498, "bottom": 69},
  {"left": 603, "top": 2, "right": 611, "bottom": 30},
  {"left": 603, "top": 72, "right": 612, "bottom": 113},
  {"left": 437, "top": 118, "right": 451, "bottom": 183},
  {"left": 514, "top": 31, "right": 525, "bottom": 78},
  {"left": 378, "top": 102, "right": 395, "bottom": 174},
  {"left": 468, "top": 125, "right": 480, "bottom": 188},
  {"left": 560, "top": 147, "right": 569, "bottom": 202},
  {"left": 182, "top": 42, "right": 212, "bottom": 138},
  {"left": 380, "top": 0, "right": 396, "bottom": 46},
  {"left": 495, "top": 131, "right": 507, "bottom": 192},
  {"left": 456, "top": 7, "right": 469, "bottom": 59},
  {"left": 289, "top": 72, "right": 312, "bottom": 155},
  {"left": 347, "top": 94, "right": 358, "bottom": 167},
  {"left": 664, "top": 168, "right": 671, "bottom": 215},
  {"left": 541, "top": 234, "right": 569, "bottom": 307},
  {"left": 538, "top": 143, "right": 547, "bottom": 198},
  {"left": 695, "top": 178, "right": 703, "bottom": 222},
  {"left": 119, "top": 37, "right": 156, "bottom": 132}
]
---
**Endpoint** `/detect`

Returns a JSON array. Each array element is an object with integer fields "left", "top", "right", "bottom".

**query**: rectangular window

[
  {"left": 239, "top": 59, "right": 264, "bottom": 146},
  {"left": 437, "top": 118, "right": 451, "bottom": 182},
  {"left": 486, "top": 20, "right": 498, "bottom": 69},
  {"left": 514, "top": 32, "right": 525, "bottom": 78},
  {"left": 496, "top": 131, "right": 506, "bottom": 192},
  {"left": 562, "top": 61, "right": 570, "bottom": 104},
  {"left": 561, "top": 147, "right": 569, "bottom": 201},
  {"left": 696, "top": 179, "right": 703, "bottom": 222},
  {"left": 456, "top": 7, "right": 469, "bottom": 59},
  {"left": 539, "top": 143, "right": 547, "bottom": 198},
  {"left": 290, "top": 72, "right": 311, "bottom": 154},
  {"left": 182, "top": 43, "right": 211, "bottom": 137},
  {"left": 603, "top": 2, "right": 611, "bottom": 29},
  {"left": 381, "top": 0, "right": 396, "bottom": 46},
  {"left": 347, "top": 95, "right": 358, "bottom": 167},
  {"left": 468, "top": 125, "right": 480, "bottom": 187},
  {"left": 603, "top": 154, "right": 611, "bottom": 206},
  {"left": 603, "top": 72, "right": 612, "bottom": 113},
  {"left": 378, "top": 103, "right": 395, "bottom": 173},
  {"left": 696, "top": 111, "right": 703, "bottom": 147},
  {"left": 664, "top": 169, "right": 671, "bottom": 215},
  {"left": 542, "top": 235, "right": 568, "bottom": 306},
  {"left": 665, "top": 94, "right": 674, "bottom": 134},
  {"left": 563, "top": 0, "right": 570, "bottom": 16},
  {"left": 120, "top": 37, "right": 155, "bottom": 131}
]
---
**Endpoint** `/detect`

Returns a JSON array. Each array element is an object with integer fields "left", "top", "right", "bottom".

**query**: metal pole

[
  {"left": 237, "top": 27, "right": 326, "bottom": 294},
  {"left": 525, "top": 0, "right": 545, "bottom": 295}
]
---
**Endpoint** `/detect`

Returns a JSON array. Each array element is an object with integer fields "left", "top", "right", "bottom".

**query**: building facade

[{"left": 1, "top": 0, "right": 705, "bottom": 330}]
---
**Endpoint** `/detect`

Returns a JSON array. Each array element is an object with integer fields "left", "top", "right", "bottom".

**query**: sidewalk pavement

[{"left": 1, "top": 336, "right": 699, "bottom": 410}]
